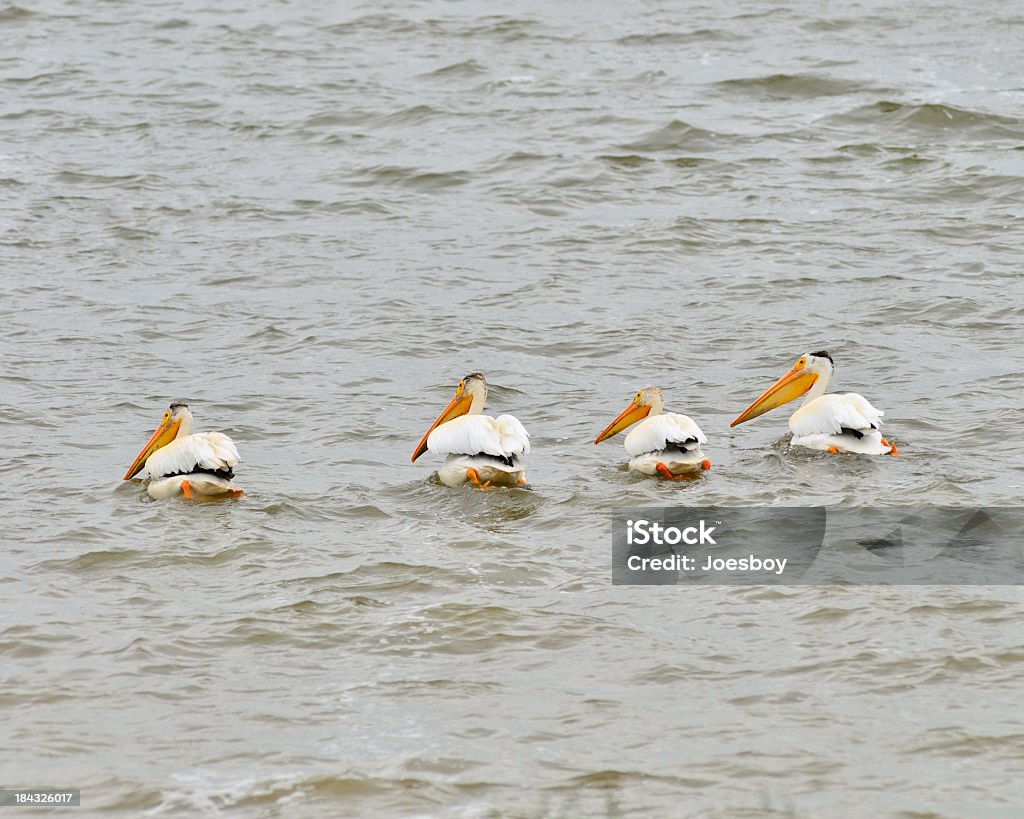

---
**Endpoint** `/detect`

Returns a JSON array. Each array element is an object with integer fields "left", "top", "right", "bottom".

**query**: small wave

[
  {"left": 828, "top": 101, "right": 1024, "bottom": 138},
  {"left": 0, "top": 4, "right": 32, "bottom": 21},
  {"left": 4, "top": 69, "right": 87, "bottom": 86},
  {"left": 418, "top": 59, "right": 488, "bottom": 79},
  {"left": 109, "top": 226, "right": 158, "bottom": 241},
  {"left": 53, "top": 171, "right": 168, "bottom": 190},
  {"left": 35, "top": 548, "right": 145, "bottom": 573},
  {"left": 615, "top": 29, "right": 738, "bottom": 45},
  {"left": 368, "top": 104, "right": 441, "bottom": 127},
  {"left": 149, "top": 772, "right": 430, "bottom": 815},
  {"left": 154, "top": 18, "right": 190, "bottom": 30},
  {"left": 299, "top": 110, "right": 367, "bottom": 128},
  {"left": 597, "top": 154, "right": 656, "bottom": 168},
  {"left": 323, "top": 13, "right": 419, "bottom": 36},
  {"left": 908, "top": 728, "right": 1024, "bottom": 758},
  {"left": 619, "top": 119, "right": 719, "bottom": 152},
  {"left": 456, "top": 15, "right": 553, "bottom": 43},
  {"left": 800, "top": 17, "right": 861, "bottom": 32},
  {"left": 715, "top": 73, "right": 882, "bottom": 99},
  {"left": 351, "top": 164, "right": 469, "bottom": 190}
]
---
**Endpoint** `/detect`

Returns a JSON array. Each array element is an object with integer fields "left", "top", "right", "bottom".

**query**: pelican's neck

[
  {"left": 647, "top": 397, "right": 664, "bottom": 416},
  {"left": 175, "top": 411, "right": 193, "bottom": 438},
  {"left": 801, "top": 369, "right": 831, "bottom": 405},
  {"left": 467, "top": 389, "right": 486, "bottom": 415}
]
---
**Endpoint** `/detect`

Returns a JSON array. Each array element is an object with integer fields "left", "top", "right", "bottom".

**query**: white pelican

[
  {"left": 411, "top": 372, "right": 529, "bottom": 488},
  {"left": 730, "top": 351, "right": 899, "bottom": 455},
  {"left": 594, "top": 386, "right": 711, "bottom": 479},
  {"left": 123, "top": 402, "right": 244, "bottom": 499}
]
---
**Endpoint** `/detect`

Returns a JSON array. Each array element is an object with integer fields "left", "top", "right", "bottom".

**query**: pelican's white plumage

[
  {"left": 623, "top": 414, "right": 707, "bottom": 458},
  {"left": 426, "top": 414, "right": 530, "bottom": 460},
  {"left": 731, "top": 351, "right": 899, "bottom": 455},
  {"left": 789, "top": 393, "right": 883, "bottom": 438},
  {"left": 789, "top": 393, "right": 892, "bottom": 455},
  {"left": 124, "top": 403, "right": 244, "bottom": 499},
  {"left": 595, "top": 387, "right": 711, "bottom": 479},
  {"left": 412, "top": 373, "right": 529, "bottom": 488},
  {"left": 144, "top": 432, "right": 239, "bottom": 481}
]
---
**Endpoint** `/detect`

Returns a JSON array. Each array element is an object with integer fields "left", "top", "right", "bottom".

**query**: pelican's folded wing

[
  {"left": 146, "top": 432, "right": 240, "bottom": 479},
  {"left": 427, "top": 415, "right": 529, "bottom": 458},
  {"left": 790, "top": 393, "right": 884, "bottom": 438},
  {"left": 624, "top": 414, "right": 706, "bottom": 457},
  {"left": 494, "top": 414, "right": 530, "bottom": 456}
]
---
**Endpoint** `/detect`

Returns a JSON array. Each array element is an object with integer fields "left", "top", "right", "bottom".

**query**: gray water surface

[{"left": 2, "top": 0, "right": 1023, "bottom": 816}]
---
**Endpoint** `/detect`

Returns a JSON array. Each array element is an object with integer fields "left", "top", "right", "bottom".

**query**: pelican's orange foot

[
  {"left": 180, "top": 479, "right": 192, "bottom": 499},
  {"left": 465, "top": 467, "right": 496, "bottom": 490},
  {"left": 888, "top": 443, "right": 900, "bottom": 456},
  {"left": 826, "top": 446, "right": 841, "bottom": 454},
  {"left": 655, "top": 462, "right": 675, "bottom": 479},
  {"left": 701, "top": 459, "right": 711, "bottom": 471},
  {"left": 228, "top": 489, "right": 244, "bottom": 498},
  {"left": 518, "top": 478, "right": 527, "bottom": 484},
  {"left": 655, "top": 462, "right": 695, "bottom": 481}
]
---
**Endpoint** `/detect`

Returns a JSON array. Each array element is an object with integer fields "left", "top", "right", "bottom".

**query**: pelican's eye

[
  {"left": 162, "top": 412, "right": 170, "bottom": 422},
  {"left": 795, "top": 357, "right": 806, "bottom": 370},
  {"left": 634, "top": 391, "right": 643, "bottom": 403},
  {"left": 457, "top": 380, "right": 465, "bottom": 395}
]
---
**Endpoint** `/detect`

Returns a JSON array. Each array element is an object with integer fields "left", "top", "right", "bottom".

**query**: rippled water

[{"left": 3, "top": 0, "right": 1024, "bottom": 815}]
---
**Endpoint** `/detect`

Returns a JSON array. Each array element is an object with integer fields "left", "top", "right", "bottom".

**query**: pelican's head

[
  {"left": 460, "top": 372, "right": 488, "bottom": 410},
  {"left": 730, "top": 351, "right": 834, "bottom": 427},
  {"left": 411, "top": 373, "right": 487, "bottom": 462},
  {"left": 124, "top": 402, "right": 193, "bottom": 479},
  {"left": 594, "top": 386, "right": 663, "bottom": 444}
]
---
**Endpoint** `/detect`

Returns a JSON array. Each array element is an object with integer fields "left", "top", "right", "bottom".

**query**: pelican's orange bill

[
  {"left": 594, "top": 401, "right": 651, "bottom": 444},
  {"left": 730, "top": 367, "right": 818, "bottom": 427},
  {"left": 124, "top": 416, "right": 180, "bottom": 479},
  {"left": 411, "top": 390, "right": 473, "bottom": 462}
]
